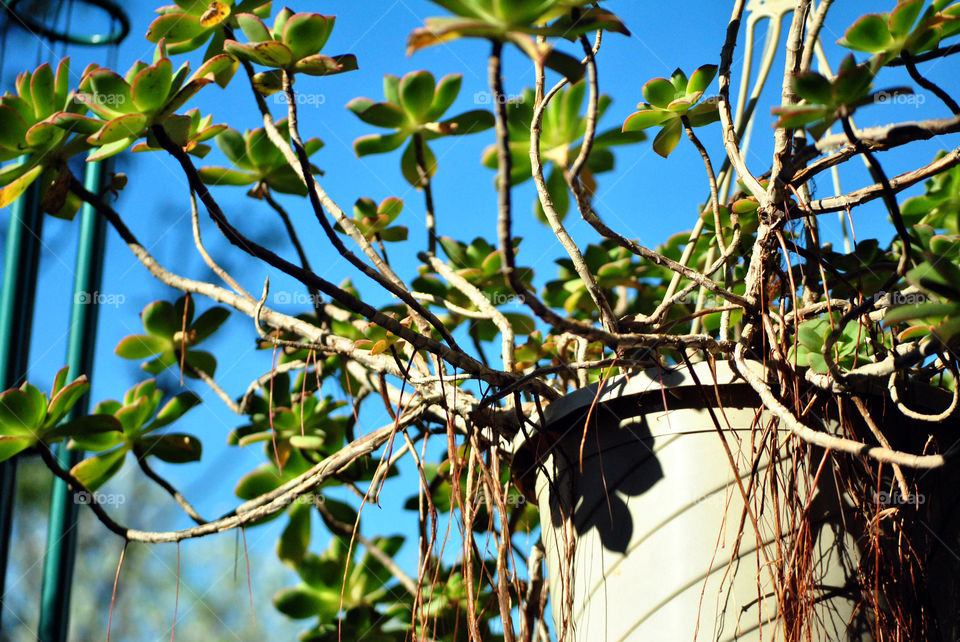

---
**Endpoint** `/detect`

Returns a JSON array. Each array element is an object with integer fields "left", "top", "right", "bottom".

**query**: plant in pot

[{"left": 1, "top": 0, "right": 959, "bottom": 640}]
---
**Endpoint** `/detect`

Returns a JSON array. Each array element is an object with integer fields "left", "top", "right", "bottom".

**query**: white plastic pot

[{"left": 516, "top": 360, "right": 870, "bottom": 641}]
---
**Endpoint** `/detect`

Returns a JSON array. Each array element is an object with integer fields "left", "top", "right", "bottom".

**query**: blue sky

[{"left": 2, "top": 0, "right": 959, "bottom": 638}]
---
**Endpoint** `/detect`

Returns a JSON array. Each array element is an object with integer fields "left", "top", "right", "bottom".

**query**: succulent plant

[
  {"left": 0, "top": 59, "right": 89, "bottom": 217},
  {"left": 68, "top": 380, "right": 202, "bottom": 490},
  {"left": 223, "top": 9, "right": 357, "bottom": 95},
  {"left": 480, "top": 83, "right": 644, "bottom": 221},
  {"left": 55, "top": 43, "right": 232, "bottom": 161},
  {"left": 198, "top": 117, "right": 323, "bottom": 195},
  {"left": 771, "top": 55, "right": 878, "bottom": 139},
  {"left": 0, "top": 368, "right": 118, "bottom": 462},
  {"left": 146, "top": 0, "right": 272, "bottom": 88},
  {"left": 545, "top": 240, "right": 646, "bottom": 314},
  {"left": 229, "top": 371, "right": 349, "bottom": 457},
  {"left": 347, "top": 71, "right": 494, "bottom": 187},
  {"left": 334, "top": 197, "right": 408, "bottom": 243},
  {"left": 114, "top": 296, "right": 230, "bottom": 379},
  {"left": 622, "top": 65, "right": 720, "bottom": 157},
  {"left": 790, "top": 314, "right": 891, "bottom": 373},
  {"left": 272, "top": 529, "right": 404, "bottom": 626},
  {"left": 902, "top": 151, "right": 960, "bottom": 232},
  {"left": 884, "top": 225, "right": 960, "bottom": 344},
  {"left": 838, "top": 0, "right": 960, "bottom": 63},
  {"left": 408, "top": 0, "right": 629, "bottom": 82}
]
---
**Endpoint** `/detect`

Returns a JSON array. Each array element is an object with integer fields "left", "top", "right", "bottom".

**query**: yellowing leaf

[
  {"left": 200, "top": 1, "right": 230, "bottom": 27},
  {"left": 0, "top": 165, "right": 43, "bottom": 209}
]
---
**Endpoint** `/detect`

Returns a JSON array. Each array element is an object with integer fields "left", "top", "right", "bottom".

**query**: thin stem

[
  {"left": 276, "top": 72, "right": 459, "bottom": 353},
  {"left": 412, "top": 132, "right": 437, "bottom": 254},
  {"left": 68, "top": 177, "right": 410, "bottom": 382},
  {"left": 150, "top": 124, "right": 514, "bottom": 390},
  {"left": 682, "top": 115, "right": 731, "bottom": 255},
  {"left": 528, "top": 53, "right": 618, "bottom": 332},
  {"left": 134, "top": 450, "right": 208, "bottom": 525},
  {"left": 423, "top": 253, "right": 516, "bottom": 372},
  {"left": 837, "top": 114, "right": 912, "bottom": 272},
  {"left": 490, "top": 41, "right": 516, "bottom": 288},
  {"left": 189, "top": 189, "right": 252, "bottom": 300},
  {"left": 808, "top": 148, "right": 960, "bottom": 214},
  {"left": 716, "top": 0, "right": 767, "bottom": 204},
  {"left": 732, "top": 351, "right": 947, "bottom": 468},
  {"left": 262, "top": 188, "right": 326, "bottom": 320},
  {"left": 315, "top": 500, "right": 419, "bottom": 596},
  {"left": 487, "top": 41, "right": 624, "bottom": 344},
  {"left": 185, "top": 362, "right": 240, "bottom": 414},
  {"left": 889, "top": 42, "right": 960, "bottom": 65}
]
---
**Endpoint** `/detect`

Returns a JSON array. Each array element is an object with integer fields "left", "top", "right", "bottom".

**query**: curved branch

[
  {"left": 262, "top": 188, "right": 326, "bottom": 320},
  {"left": 732, "top": 351, "right": 947, "bottom": 469},
  {"left": 134, "top": 449, "right": 208, "bottom": 525},
  {"left": 189, "top": 189, "right": 252, "bottom": 300},
  {"left": 716, "top": 0, "right": 766, "bottom": 204},
  {"left": 528, "top": 50, "right": 618, "bottom": 332},
  {"left": 148, "top": 125, "right": 517, "bottom": 391},
  {"left": 807, "top": 147, "right": 960, "bottom": 214},
  {"left": 900, "top": 50, "right": 960, "bottom": 115},
  {"left": 277, "top": 72, "right": 460, "bottom": 353}
]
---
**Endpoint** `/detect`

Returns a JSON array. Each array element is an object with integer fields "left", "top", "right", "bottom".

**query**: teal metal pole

[
  {"left": 0, "top": 176, "right": 43, "bottom": 625},
  {"left": 38, "top": 160, "right": 109, "bottom": 641}
]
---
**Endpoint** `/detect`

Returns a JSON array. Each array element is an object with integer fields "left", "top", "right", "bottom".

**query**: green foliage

[
  {"left": 902, "top": 151, "right": 960, "bottom": 231},
  {"left": 114, "top": 296, "right": 229, "bottom": 379},
  {"left": 408, "top": 0, "right": 629, "bottom": 82},
  {"left": 224, "top": 8, "right": 357, "bottom": 94},
  {"left": 0, "top": 59, "right": 87, "bottom": 217},
  {"left": 0, "top": 368, "right": 119, "bottom": 462},
  {"left": 838, "top": 0, "right": 960, "bottom": 63},
  {"left": 353, "top": 311, "right": 416, "bottom": 356},
  {"left": 481, "top": 83, "right": 644, "bottom": 221},
  {"left": 273, "top": 532, "right": 403, "bottom": 622},
  {"left": 68, "top": 380, "right": 202, "bottom": 490},
  {"left": 772, "top": 54, "right": 879, "bottom": 139},
  {"left": 622, "top": 65, "right": 720, "bottom": 157},
  {"left": 348, "top": 71, "right": 493, "bottom": 187},
  {"left": 228, "top": 372, "right": 351, "bottom": 458},
  {"left": 335, "top": 197, "right": 408, "bottom": 243},
  {"left": 885, "top": 233, "right": 960, "bottom": 344},
  {"left": 198, "top": 117, "right": 323, "bottom": 195},
  {"left": 147, "top": 0, "right": 272, "bottom": 75},
  {"left": 66, "top": 43, "right": 231, "bottom": 160},
  {"left": 3, "top": 1, "right": 960, "bottom": 639},
  {"left": 790, "top": 314, "right": 890, "bottom": 373}
]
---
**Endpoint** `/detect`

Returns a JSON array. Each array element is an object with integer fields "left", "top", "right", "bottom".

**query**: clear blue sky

[{"left": 2, "top": 0, "right": 958, "bottom": 638}]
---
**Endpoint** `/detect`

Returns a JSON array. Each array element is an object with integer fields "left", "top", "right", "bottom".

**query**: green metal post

[
  {"left": 37, "top": 160, "right": 110, "bottom": 641},
  {"left": 0, "top": 177, "right": 43, "bottom": 624}
]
